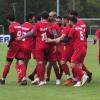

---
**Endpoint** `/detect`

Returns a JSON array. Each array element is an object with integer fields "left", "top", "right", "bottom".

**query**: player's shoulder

[
  {"left": 9, "top": 21, "right": 21, "bottom": 28},
  {"left": 77, "top": 18, "right": 85, "bottom": 25},
  {"left": 52, "top": 23, "right": 58, "bottom": 27},
  {"left": 22, "top": 22, "right": 33, "bottom": 28},
  {"left": 96, "top": 28, "right": 100, "bottom": 32}
]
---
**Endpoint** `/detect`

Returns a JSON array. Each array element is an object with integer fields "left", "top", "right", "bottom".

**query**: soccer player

[
  {"left": 94, "top": 29, "right": 100, "bottom": 64},
  {"left": 68, "top": 10, "right": 92, "bottom": 82},
  {"left": 46, "top": 16, "right": 89, "bottom": 87},
  {"left": 28, "top": 14, "right": 41, "bottom": 82},
  {"left": 60, "top": 22, "right": 74, "bottom": 86},
  {"left": 16, "top": 11, "right": 58, "bottom": 86},
  {"left": 46, "top": 11, "right": 61, "bottom": 85},
  {"left": 0, "top": 15, "right": 27, "bottom": 85},
  {"left": 46, "top": 17, "right": 73, "bottom": 86},
  {"left": 55, "top": 16, "right": 72, "bottom": 82},
  {"left": 15, "top": 13, "right": 36, "bottom": 82}
]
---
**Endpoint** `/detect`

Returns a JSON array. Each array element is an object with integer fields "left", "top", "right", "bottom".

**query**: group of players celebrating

[{"left": 0, "top": 10, "right": 92, "bottom": 87}]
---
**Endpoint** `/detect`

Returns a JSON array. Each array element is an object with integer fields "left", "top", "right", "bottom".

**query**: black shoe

[
  {"left": 28, "top": 74, "right": 34, "bottom": 81},
  {"left": 20, "top": 80, "right": 27, "bottom": 86},
  {"left": 46, "top": 78, "right": 50, "bottom": 82},
  {"left": 87, "top": 72, "right": 92, "bottom": 83},
  {"left": 0, "top": 79, "right": 5, "bottom": 85}
]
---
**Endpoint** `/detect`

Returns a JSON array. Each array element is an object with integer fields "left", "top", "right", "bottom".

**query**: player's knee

[
  {"left": 37, "top": 61, "right": 43, "bottom": 64},
  {"left": 17, "top": 59, "right": 25, "bottom": 65},
  {"left": 60, "top": 60, "right": 65, "bottom": 65},
  {"left": 6, "top": 58, "right": 13, "bottom": 62}
]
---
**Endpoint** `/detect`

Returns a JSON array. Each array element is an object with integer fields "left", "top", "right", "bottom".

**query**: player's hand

[
  {"left": 45, "top": 38, "right": 53, "bottom": 43},
  {"left": 16, "top": 37, "right": 22, "bottom": 41},
  {"left": 93, "top": 39, "right": 97, "bottom": 45},
  {"left": 55, "top": 38, "right": 61, "bottom": 43}
]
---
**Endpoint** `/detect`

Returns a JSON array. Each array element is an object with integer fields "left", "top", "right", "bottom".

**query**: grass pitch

[{"left": 0, "top": 43, "right": 100, "bottom": 100}]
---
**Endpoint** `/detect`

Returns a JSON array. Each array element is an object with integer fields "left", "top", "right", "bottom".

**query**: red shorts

[
  {"left": 35, "top": 46, "right": 57, "bottom": 62},
  {"left": 61, "top": 46, "right": 74, "bottom": 62},
  {"left": 71, "top": 47, "right": 86, "bottom": 64},
  {"left": 6, "top": 44, "right": 31, "bottom": 60},
  {"left": 24, "top": 49, "right": 31, "bottom": 60}
]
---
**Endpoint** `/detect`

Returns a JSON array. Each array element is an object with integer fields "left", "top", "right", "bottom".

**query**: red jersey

[
  {"left": 20, "top": 22, "right": 35, "bottom": 50},
  {"left": 63, "top": 25, "right": 73, "bottom": 47},
  {"left": 95, "top": 29, "right": 100, "bottom": 40},
  {"left": 51, "top": 23, "right": 61, "bottom": 36},
  {"left": 33, "top": 21, "right": 52, "bottom": 50},
  {"left": 9, "top": 21, "right": 21, "bottom": 46},
  {"left": 77, "top": 19, "right": 87, "bottom": 33},
  {"left": 68, "top": 25, "right": 87, "bottom": 50}
]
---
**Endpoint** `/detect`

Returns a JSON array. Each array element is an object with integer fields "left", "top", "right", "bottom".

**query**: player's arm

[
  {"left": 93, "top": 36, "right": 98, "bottom": 45},
  {"left": 8, "top": 32, "right": 16, "bottom": 47},
  {"left": 46, "top": 29, "right": 59, "bottom": 43},
  {"left": 16, "top": 29, "right": 36, "bottom": 41},
  {"left": 52, "top": 29, "right": 59, "bottom": 38},
  {"left": 48, "top": 29, "right": 59, "bottom": 38},
  {"left": 46, "top": 33, "right": 70, "bottom": 43}
]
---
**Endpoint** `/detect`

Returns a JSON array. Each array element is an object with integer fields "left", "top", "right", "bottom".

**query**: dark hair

[
  {"left": 26, "top": 13, "right": 35, "bottom": 21},
  {"left": 41, "top": 11, "right": 49, "bottom": 19},
  {"left": 36, "top": 14, "right": 41, "bottom": 21},
  {"left": 7, "top": 15, "right": 15, "bottom": 21},
  {"left": 69, "top": 10, "right": 78, "bottom": 17},
  {"left": 68, "top": 16, "right": 77, "bottom": 23}
]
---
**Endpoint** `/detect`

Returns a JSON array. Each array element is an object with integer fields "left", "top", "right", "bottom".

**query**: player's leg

[
  {"left": 71, "top": 63, "right": 84, "bottom": 87},
  {"left": 47, "top": 61, "right": 60, "bottom": 85},
  {"left": 60, "top": 47, "right": 73, "bottom": 86},
  {"left": 0, "top": 45, "right": 19, "bottom": 84},
  {"left": 48, "top": 48, "right": 60, "bottom": 85},
  {"left": 0, "top": 58, "right": 13, "bottom": 84},
  {"left": 60, "top": 60, "right": 72, "bottom": 86},
  {"left": 18, "top": 59, "right": 27, "bottom": 85},
  {"left": 82, "top": 64, "right": 92, "bottom": 83},
  {"left": 46, "top": 62, "right": 52, "bottom": 81},
  {"left": 71, "top": 48, "right": 88, "bottom": 87},
  {"left": 34, "top": 49, "right": 47, "bottom": 86},
  {"left": 15, "top": 61, "right": 22, "bottom": 83},
  {"left": 58, "top": 61, "right": 63, "bottom": 79}
]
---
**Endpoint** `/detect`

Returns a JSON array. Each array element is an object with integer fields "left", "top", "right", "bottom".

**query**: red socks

[
  {"left": 2, "top": 64, "right": 10, "bottom": 78},
  {"left": 72, "top": 66, "right": 84, "bottom": 81},
  {"left": 36, "top": 64, "right": 45, "bottom": 81},
  {"left": 82, "top": 64, "right": 90, "bottom": 75},
  {"left": 19, "top": 64, "right": 26, "bottom": 78},
  {"left": 61, "top": 63, "right": 70, "bottom": 75}
]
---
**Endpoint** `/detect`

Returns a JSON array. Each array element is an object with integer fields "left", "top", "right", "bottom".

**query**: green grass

[{"left": 0, "top": 43, "right": 100, "bottom": 100}]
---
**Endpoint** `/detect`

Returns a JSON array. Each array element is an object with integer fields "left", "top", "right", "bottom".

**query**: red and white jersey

[
  {"left": 33, "top": 21, "right": 52, "bottom": 50},
  {"left": 95, "top": 29, "right": 100, "bottom": 40},
  {"left": 9, "top": 21, "right": 21, "bottom": 45},
  {"left": 68, "top": 25, "right": 87, "bottom": 50},
  {"left": 77, "top": 18, "right": 87, "bottom": 33},
  {"left": 19, "top": 22, "right": 36, "bottom": 50}
]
